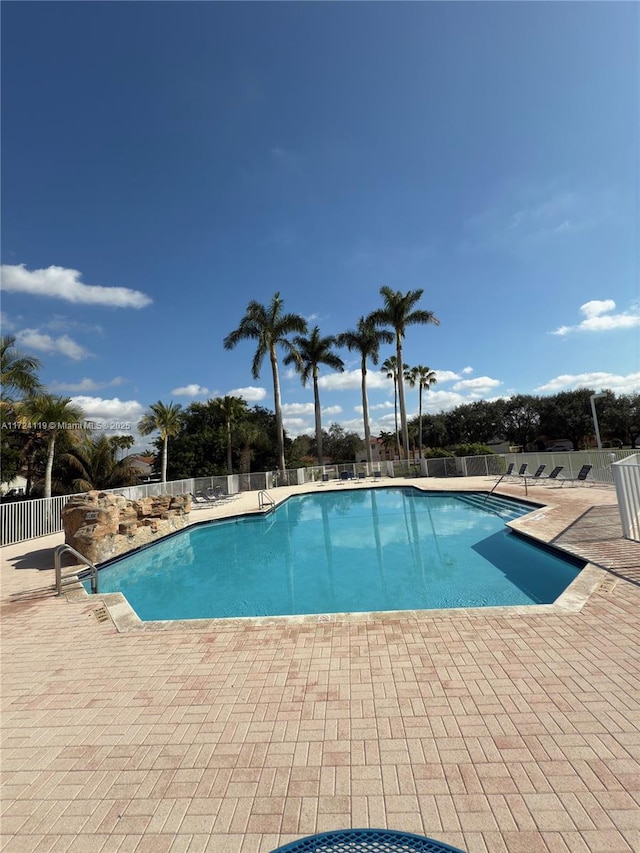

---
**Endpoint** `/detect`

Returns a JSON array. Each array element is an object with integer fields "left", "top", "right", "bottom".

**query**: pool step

[{"left": 456, "top": 492, "right": 529, "bottom": 520}]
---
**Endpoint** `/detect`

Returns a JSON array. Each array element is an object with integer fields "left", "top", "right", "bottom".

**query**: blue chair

[{"left": 270, "top": 828, "right": 466, "bottom": 852}]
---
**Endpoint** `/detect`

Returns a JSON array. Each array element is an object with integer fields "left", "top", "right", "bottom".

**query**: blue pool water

[{"left": 89, "top": 488, "right": 583, "bottom": 621}]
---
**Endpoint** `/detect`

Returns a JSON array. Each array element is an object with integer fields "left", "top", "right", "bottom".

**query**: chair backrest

[
  {"left": 548, "top": 466, "right": 564, "bottom": 479},
  {"left": 577, "top": 464, "right": 592, "bottom": 480},
  {"left": 517, "top": 464, "right": 528, "bottom": 475},
  {"left": 505, "top": 463, "right": 515, "bottom": 475},
  {"left": 532, "top": 465, "right": 546, "bottom": 477}
]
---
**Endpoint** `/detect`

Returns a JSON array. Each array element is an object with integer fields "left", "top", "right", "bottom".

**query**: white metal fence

[
  {"left": 612, "top": 454, "right": 640, "bottom": 542},
  {"left": 1, "top": 449, "right": 632, "bottom": 547}
]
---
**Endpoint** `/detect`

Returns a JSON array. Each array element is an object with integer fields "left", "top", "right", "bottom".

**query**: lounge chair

[
  {"left": 191, "top": 492, "right": 210, "bottom": 508},
  {"left": 373, "top": 470, "right": 383, "bottom": 479},
  {"left": 492, "top": 462, "right": 515, "bottom": 485},
  {"left": 521, "top": 464, "right": 546, "bottom": 484},
  {"left": 558, "top": 464, "right": 593, "bottom": 487},
  {"left": 519, "top": 464, "right": 546, "bottom": 494},
  {"left": 540, "top": 465, "right": 564, "bottom": 484}
]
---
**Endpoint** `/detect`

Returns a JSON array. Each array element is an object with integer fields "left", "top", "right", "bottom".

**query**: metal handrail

[
  {"left": 257, "top": 490, "right": 275, "bottom": 510},
  {"left": 54, "top": 544, "right": 99, "bottom": 595}
]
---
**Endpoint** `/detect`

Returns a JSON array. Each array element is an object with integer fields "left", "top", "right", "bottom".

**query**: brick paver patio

[{"left": 1, "top": 478, "right": 639, "bottom": 852}]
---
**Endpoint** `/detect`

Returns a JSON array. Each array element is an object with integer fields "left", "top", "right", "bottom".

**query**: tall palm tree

[
  {"left": 16, "top": 394, "right": 85, "bottom": 498},
  {"left": 336, "top": 316, "right": 393, "bottom": 469},
  {"left": 211, "top": 396, "right": 247, "bottom": 475},
  {"left": 370, "top": 286, "right": 440, "bottom": 460},
  {"left": 58, "top": 434, "right": 140, "bottom": 492},
  {"left": 381, "top": 355, "right": 401, "bottom": 460},
  {"left": 406, "top": 365, "right": 438, "bottom": 459},
  {"left": 223, "top": 292, "right": 307, "bottom": 475},
  {"left": 1, "top": 335, "right": 43, "bottom": 405},
  {"left": 284, "top": 326, "right": 344, "bottom": 467},
  {"left": 138, "top": 400, "right": 182, "bottom": 484}
]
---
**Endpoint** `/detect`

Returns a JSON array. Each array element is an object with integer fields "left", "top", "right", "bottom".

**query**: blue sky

[{"left": 1, "top": 1, "right": 638, "bottom": 449}]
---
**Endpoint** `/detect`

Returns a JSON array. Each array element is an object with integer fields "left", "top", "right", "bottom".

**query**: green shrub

[
  {"left": 422, "top": 448, "right": 455, "bottom": 459},
  {"left": 450, "top": 443, "right": 495, "bottom": 457}
]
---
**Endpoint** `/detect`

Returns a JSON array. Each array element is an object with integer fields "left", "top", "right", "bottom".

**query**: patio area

[{"left": 1, "top": 477, "right": 639, "bottom": 853}]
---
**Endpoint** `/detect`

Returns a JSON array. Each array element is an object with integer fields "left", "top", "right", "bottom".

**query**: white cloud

[
  {"left": 581, "top": 299, "right": 616, "bottom": 318},
  {"left": 229, "top": 386, "right": 267, "bottom": 402},
  {"left": 282, "top": 417, "right": 313, "bottom": 435},
  {"left": 452, "top": 376, "right": 502, "bottom": 393},
  {"left": 171, "top": 384, "right": 210, "bottom": 397},
  {"left": 15, "top": 328, "right": 90, "bottom": 361},
  {"left": 50, "top": 377, "right": 125, "bottom": 393},
  {"left": 552, "top": 300, "right": 640, "bottom": 336},
  {"left": 461, "top": 366, "right": 474, "bottom": 375},
  {"left": 322, "top": 405, "right": 342, "bottom": 416},
  {"left": 0, "top": 311, "right": 17, "bottom": 332},
  {"left": 462, "top": 185, "right": 616, "bottom": 254},
  {"left": 319, "top": 369, "right": 389, "bottom": 392},
  {"left": 1, "top": 264, "right": 152, "bottom": 308},
  {"left": 282, "top": 402, "right": 314, "bottom": 416},
  {"left": 68, "top": 396, "right": 147, "bottom": 439},
  {"left": 434, "top": 370, "right": 462, "bottom": 383},
  {"left": 534, "top": 372, "right": 640, "bottom": 395},
  {"left": 43, "top": 315, "right": 104, "bottom": 337}
]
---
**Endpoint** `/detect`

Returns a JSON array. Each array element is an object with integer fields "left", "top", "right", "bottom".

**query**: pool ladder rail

[
  {"left": 54, "top": 544, "right": 99, "bottom": 596},
  {"left": 258, "top": 490, "right": 276, "bottom": 511}
]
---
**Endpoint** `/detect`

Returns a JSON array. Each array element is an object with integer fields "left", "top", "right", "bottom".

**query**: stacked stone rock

[{"left": 61, "top": 491, "right": 191, "bottom": 564}]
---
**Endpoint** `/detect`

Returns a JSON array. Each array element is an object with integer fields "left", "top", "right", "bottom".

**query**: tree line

[{"left": 3, "top": 278, "right": 638, "bottom": 498}]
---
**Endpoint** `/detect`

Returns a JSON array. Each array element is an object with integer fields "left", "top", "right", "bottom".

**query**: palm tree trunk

[
  {"left": 313, "top": 369, "right": 324, "bottom": 467},
  {"left": 361, "top": 358, "right": 373, "bottom": 468},
  {"left": 418, "top": 385, "right": 423, "bottom": 459},
  {"left": 44, "top": 435, "right": 56, "bottom": 499},
  {"left": 270, "top": 346, "right": 286, "bottom": 475},
  {"left": 396, "top": 339, "right": 409, "bottom": 460},
  {"left": 162, "top": 436, "right": 168, "bottom": 483},
  {"left": 393, "top": 375, "right": 401, "bottom": 460},
  {"left": 226, "top": 420, "right": 233, "bottom": 475}
]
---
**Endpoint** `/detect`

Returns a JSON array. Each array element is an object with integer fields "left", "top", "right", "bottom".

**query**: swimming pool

[{"left": 89, "top": 488, "right": 584, "bottom": 621}]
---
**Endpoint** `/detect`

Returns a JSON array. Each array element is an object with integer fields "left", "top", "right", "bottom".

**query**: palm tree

[
  {"left": 406, "top": 365, "right": 437, "bottom": 459},
  {"left": 223, "top": 292, "right": 307, "bottom": 475},
  {"left": 381, "top": 355, "right": 401, "bottom": 460},
  {"left": 110, "top": 434, "right": 135, "bottom": 460},
  {"left": 16, "top": 394, "right": 85, "bottom": 498},
  {"left": 370, "top": 286, "right": 440, "bottom": 460},
  {"left": 336, "top": 316, "right": 393, "bottom": 469},
  {"left": 1, "top": 335, "right": 43, "bottom": 405},
  {"left": 378, "top": 430, "right": 397, "bottom": 460},
  {"left": 284, "top": 326, "right": 344, "bottom": 467},
  {"left": 138, "top": 401, "right": 182, "bottom": 484},
  {"left": 235, "top": 419, "right": 265, "bottom": 476},
  {"left": 58, "top": 434, "right": 140, "bottom": 492},
  {"left": 211, "top": 396, "right": 247, "bottom": 475}
]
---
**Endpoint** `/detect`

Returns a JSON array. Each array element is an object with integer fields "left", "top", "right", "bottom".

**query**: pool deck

[{"left": 1, "top": 477, "right": 639, "bottom": 853}]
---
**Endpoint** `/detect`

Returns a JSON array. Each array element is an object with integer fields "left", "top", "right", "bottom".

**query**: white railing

[
  {"left": 109, "top": 478, "right": 195, "bottom": 501},
  {"left": 612, "top": 455, "right": 640, "bottom": 542},
  {"left": 1, "top": 494, "right": 69, "bottom": 545},
  {"left": 2, "top": 449, "right": 634, "bottom": 547}
]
